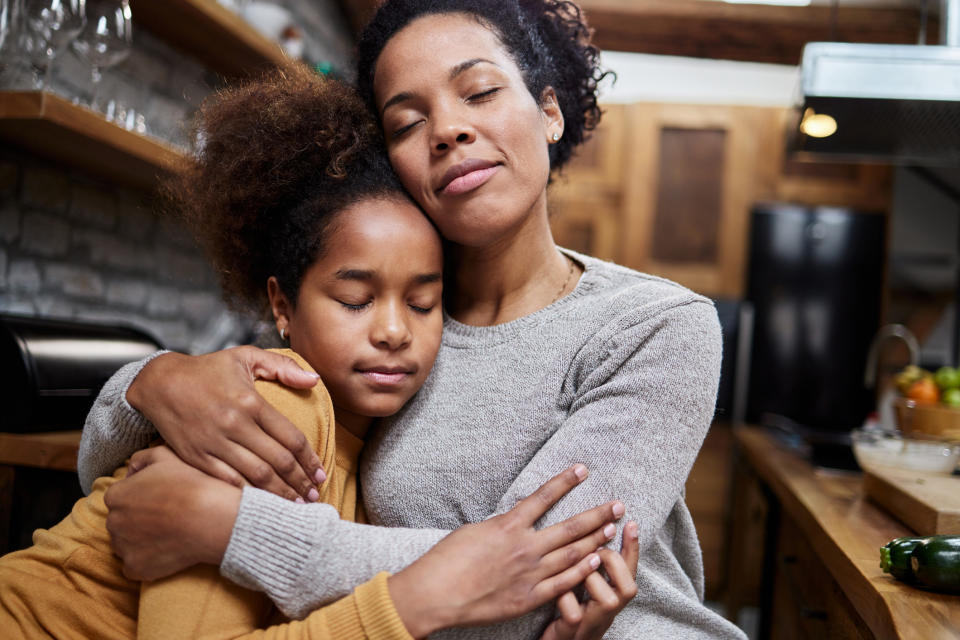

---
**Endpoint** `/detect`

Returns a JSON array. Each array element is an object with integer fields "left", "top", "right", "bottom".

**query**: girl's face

[
  {"left": 373, "top": 13, "right": 564, "bottom": 248},
  {"left": 270, "top": 197, "right": 444, "bottom": 432}
]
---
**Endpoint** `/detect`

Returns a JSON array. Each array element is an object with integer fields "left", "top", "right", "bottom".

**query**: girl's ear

[
  {"left": 539, "top": 87, "right": 564, "bottom": 143},
  {"left": 267, "top": 276, "right": 292, "bottom": 336}
]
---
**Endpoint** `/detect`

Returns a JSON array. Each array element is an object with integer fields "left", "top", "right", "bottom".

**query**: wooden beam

[{"left": 578, "top": 0, "right": 934, "bottom": 66}]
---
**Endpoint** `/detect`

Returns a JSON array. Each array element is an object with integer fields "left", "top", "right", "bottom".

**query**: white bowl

[{"left": 852, "top": 429, "right": 960, "bottom": 475}]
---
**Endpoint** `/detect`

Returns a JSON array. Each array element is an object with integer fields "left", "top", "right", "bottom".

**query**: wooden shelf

[
  {"left": 0, "top": 91, "right": 184, "bottom": 190},
  {"left": 130, "top": 0, "right": 293, "bottom": 78}
]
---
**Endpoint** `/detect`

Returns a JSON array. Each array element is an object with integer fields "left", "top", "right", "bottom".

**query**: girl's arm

[{"left": 79, "top": 346, "right": 327, "bottom": 501}]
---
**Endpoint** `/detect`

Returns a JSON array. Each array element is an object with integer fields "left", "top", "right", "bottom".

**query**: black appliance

[
  {"left": 0, "top": 314, "right": 163, "bottom": 433},
  {"left": 745, "top": 204, "right": 886, "bottom": 467}
]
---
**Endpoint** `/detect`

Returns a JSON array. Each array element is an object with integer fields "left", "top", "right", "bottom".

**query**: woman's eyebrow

[
  {"left": 449, "top": 58, "right": 498, "bottom": 80},
  {"left": 414, "top": 273, "right": 443, "bottom": 284}
]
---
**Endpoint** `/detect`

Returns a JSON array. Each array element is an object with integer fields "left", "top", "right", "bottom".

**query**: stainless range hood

[{"left": 792, "top": 0, "right": 960, "bottom": 166}]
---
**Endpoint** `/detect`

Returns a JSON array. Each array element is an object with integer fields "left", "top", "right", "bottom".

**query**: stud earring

[
  {"left": 279, "top": 327, "right": 287, "bottom": 341},
  {"left": 552, "top": 132, "right": 561, "bottom": 142}
]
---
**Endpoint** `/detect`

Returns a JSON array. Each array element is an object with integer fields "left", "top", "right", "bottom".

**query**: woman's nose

[
  {"left": 430, "top": 109, "right": 476, "bottom": 154},
  {"left": 372, "top": 302, "right": 412, "bottom": 350}
]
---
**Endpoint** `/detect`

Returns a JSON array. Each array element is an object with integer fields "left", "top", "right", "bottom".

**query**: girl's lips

[
  {"left": 359, "top": 370, "right": 409, "bottom": 386},
  {"left": 440, "top": 165, "right": 500, "bottom": 196}
]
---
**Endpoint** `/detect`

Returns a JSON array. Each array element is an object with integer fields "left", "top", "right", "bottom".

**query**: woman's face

[
  {"left": 373, "top": 13, "right": 563, "bottom": 248},
  {"left": 270, "top": 197, "right": 444, "bottom": 431}
]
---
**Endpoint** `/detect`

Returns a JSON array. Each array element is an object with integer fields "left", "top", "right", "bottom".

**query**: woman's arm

[{"left": 79, "top": 346, "right": 325, "bottom": 500}]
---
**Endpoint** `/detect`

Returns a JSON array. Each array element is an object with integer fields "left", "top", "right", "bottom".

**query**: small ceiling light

[{"left": 800, "top": 108, "right": 837, "bottom": 138}]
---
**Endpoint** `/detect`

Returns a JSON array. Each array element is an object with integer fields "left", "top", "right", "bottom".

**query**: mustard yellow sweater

[{"left": 0, "top": 349, "right": 413, "bottom": 640}]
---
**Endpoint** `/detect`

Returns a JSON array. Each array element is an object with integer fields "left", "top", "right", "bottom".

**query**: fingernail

[
  {"left": 314, "top": 469, "right": 326, "bottom": 484},
  {"left": 295, "top": 497, "right": 305, "bottom": 504},
  {"left": 603, "top": 523, "right": 616, "bottom": 539},
  {"left": 304, "top": 372, "right": 320, "bottom": 380},
  {"left": 613, "top": 502, "right": 625, "bottom": 518},
  {"left": 307, "top": 488, "right": 320, "bottom": 502},
  {"left": 628, "top": 521, "right": 638, "bottom": 537},
  {"left": 589, "top": 554, "right": 601, "bottom": 569},
  {"left": 573, "top": 464, "right": 588, "bottom": 480}
]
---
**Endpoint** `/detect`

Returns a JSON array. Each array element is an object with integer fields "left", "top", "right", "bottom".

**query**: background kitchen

[{"left": 1, "top": 0, "right": 958, "bottom": 637}]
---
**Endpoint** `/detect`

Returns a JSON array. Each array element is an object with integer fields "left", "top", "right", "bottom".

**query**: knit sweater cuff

[
  {"left": 221, "top": 486, "right": 328, "bottom": 613},
  {"left": 326, "top": 572, "right": 415, "bottom": 640},
  {"left": 111, "top": 350, "right": 169, "bottom": 442}
]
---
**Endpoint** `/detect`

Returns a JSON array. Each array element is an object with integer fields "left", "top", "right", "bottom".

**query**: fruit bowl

[{"left": 893, "top": 398, "right": 960, "bottom": 442}]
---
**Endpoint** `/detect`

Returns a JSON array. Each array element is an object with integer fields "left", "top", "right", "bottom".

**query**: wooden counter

[
  {"left": 0, "top": 431, "right": 81, "bottom": 472},
  {"left": 729, "top": 426, "right": 960, "bottom": 640}
]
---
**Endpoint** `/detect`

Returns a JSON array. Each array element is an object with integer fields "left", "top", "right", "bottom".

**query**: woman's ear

[
  {"left": 539, "top": 87, "right": 564, "bottom": 143},
  {"left": 267, "top": 276, "right": 292, "bottom": 337}
]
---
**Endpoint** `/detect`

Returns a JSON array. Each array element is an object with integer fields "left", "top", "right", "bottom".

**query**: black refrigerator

[{"left": 745, "top": 203, "right": 886, "bottom": 467}]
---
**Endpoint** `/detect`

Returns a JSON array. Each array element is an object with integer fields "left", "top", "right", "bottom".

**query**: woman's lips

[
  {"left": 436, "top": 159, "right": 500, "bottom": 196},
  {"left": 442, "top": 166, "right": 500, "bottom": 196}
]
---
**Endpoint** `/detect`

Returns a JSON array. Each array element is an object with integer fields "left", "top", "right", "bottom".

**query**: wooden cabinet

[{"left": 549, "top": 102, "right": 893, "bottom": 298}]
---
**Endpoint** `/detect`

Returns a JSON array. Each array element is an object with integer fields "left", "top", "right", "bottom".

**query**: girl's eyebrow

[
  {"left": 335, "top": 269, "right": 374, "bottom": 281},
  {"left": 335, "top": 269, "right": 441, "bottom": 284},
  {"left": 380, "top": 58, "right": 500, "bottom": 117}
]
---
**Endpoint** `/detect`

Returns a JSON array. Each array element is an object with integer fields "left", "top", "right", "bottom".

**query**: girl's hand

[
  {"left": 539, "top": 521, "right": 640, "bottom": 640},
  {"left": 126, "top": 347, "right": 325, "bottom": 502},
  {"left": 387, "top": 466, "right": 626, "bottom": 639},
  {"left": 104, "top": 446, "right": 242, "bottom": 580}
]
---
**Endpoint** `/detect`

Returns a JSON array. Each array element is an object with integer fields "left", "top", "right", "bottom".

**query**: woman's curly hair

[
  {"left": 355, "top": 0, "right": 612, "bottom": 172},
  {"left": 166, "top": 66, "right": 405, "bottom": 314}
]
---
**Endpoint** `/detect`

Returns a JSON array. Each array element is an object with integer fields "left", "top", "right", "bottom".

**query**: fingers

[
  {"left": 243, "top": 346, "right": 320, "bottom": 389},
  {"left": 512, "top": 465, "right": 589, "bottom": 523},
  {"left": 540, "top": 521, "right": 617, "bottom": 577},
  {"left": 620, "top": 520, "right": 640, "bottom": 576},
  {"left": 556, "top": 591, "right": 583, "bottom": 627},
  {"left": 583, "top": 571, "right": 619, "bottom": 610},
  {"left": 538, "top": 500, "right": 624, "bottom": 551},
  {"left": 255, "top": 400, "right": 327, "bottom": 491},
  {"left": 127, "top": 445, "right": 177, "bottom": 476},
  {"left": 530, "top": 551, "right": 601, "bottom": 604},
  {"left": 209, "top": 441, "right": 305, "bottom": 502}
]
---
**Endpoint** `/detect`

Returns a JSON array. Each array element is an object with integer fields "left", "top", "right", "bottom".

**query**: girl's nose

[{"left": 372, "top": 302, "right": 412, "bottom": 350}]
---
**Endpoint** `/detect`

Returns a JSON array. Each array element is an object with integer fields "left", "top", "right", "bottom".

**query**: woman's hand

[
  {"left": 126, "top": 347, "right": 325, "bottom": 501},
  {"left": 387, "top": 466, "right": 625, "bottom": 639},
  {"left": 104, "top": 446, "right": 242, "bottom": 580},
  {"left": 540, "top": 521, "right": 640, "bottom": 640}
]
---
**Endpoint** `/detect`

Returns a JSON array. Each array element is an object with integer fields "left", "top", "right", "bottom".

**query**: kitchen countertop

[
  {"left": 0, "top": 430, "right": 81, "bottom": 471},
  {"left": 734, "top": 425, "right": 960, "bottom": 640}
]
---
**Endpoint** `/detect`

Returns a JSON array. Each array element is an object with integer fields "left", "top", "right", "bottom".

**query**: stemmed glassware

[
  {"left": 20, "top": 0, "right": 87, "bottom": 89},
  {"left": 70, "top": 0, "right": 130, "bottom": 113}
]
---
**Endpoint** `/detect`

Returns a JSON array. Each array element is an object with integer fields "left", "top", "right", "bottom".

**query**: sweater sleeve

[
  {"left": 78, "top": 351, "right": 168, "bottom": 494},
  {"left": 222, "top": 299, "right": 722, "bottom": 634}
]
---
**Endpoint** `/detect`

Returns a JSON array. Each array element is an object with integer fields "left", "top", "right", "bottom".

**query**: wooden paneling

[
  {"left": 577, "top": 0, "right": 934, "bottom": 66},
  {"left": 549, "top": 102, "right": 892, "bottom": 298},
  {"left": 651, "top": 127, "right": 726, "bottom": 264}
]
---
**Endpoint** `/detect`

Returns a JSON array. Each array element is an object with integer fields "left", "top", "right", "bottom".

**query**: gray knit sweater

[{"left": 79, "top": 251, "right": 745, "bottom": 639}]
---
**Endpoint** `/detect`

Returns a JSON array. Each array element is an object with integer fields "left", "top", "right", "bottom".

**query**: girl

[{"left": 0, "top": 70, "right": 634, "bottom": 639}]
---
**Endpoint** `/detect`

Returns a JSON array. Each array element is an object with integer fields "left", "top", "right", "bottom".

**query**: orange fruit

[{"left": 906, "top": 377, "right": 940, "bottom": 404}]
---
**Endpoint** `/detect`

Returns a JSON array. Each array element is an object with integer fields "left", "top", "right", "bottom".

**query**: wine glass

[
  {"left": 70, "top": 0, "right": 130, "bottom": 113},
  {"left": 21, "top": 0, "right": 87, "bottom": 89}
]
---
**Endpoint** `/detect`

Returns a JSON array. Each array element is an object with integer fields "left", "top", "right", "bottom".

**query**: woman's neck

[{"left": 445, "top": 200, "right": 580, "bottom": 327}]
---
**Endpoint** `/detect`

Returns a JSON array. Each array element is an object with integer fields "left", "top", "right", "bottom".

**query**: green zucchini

[
  {"left": 880, "top": 536, "right": 924, "bottom": 583},
  {"left": 881, "top": 535, "right": 960, "bottom": 594}
]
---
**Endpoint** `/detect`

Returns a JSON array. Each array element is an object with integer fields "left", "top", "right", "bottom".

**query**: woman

[{"left": 82, "top": 1, "right": 745, "bottom": 637}]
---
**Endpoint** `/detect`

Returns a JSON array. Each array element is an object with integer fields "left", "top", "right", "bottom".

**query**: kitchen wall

[{"left": 0, "top": 1, "right": 355, "bottom": 352}]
